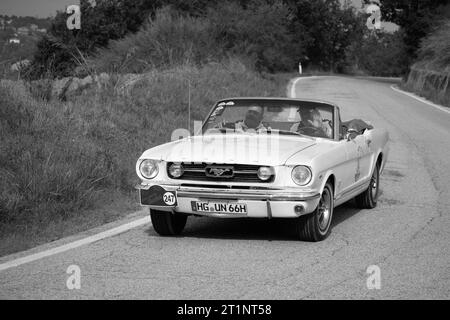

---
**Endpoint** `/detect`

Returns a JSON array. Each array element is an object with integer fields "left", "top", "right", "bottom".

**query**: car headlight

[
  {"left": 139, "top": 159, "right": 159, "bottom": 179},
  {"left": 257, "top": 166, "right": 274, "bottom": 181},
  {"left": 168, "top": 163, "right": 184, "bottom": 178},
  {"left": 291, "top": 165, "right": 312, "bottom": 186}
]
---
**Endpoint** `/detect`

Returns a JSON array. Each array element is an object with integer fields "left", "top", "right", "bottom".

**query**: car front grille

[{"left": 167, "top": 162, "right": 274, "bottom": 183}]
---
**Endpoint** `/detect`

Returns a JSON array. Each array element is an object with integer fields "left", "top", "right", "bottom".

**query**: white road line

[
  {"left": 289, "top": 77, "right": 302, "bottom": 98},
  {"left": 0, "top": 216, "right": 150, "bottom": 272},
  {"left": 391, "top": 85, "right": 450, "bottom": 115},
  {"left": 289, "top": 76, "right": 319, "bottom": 98}
]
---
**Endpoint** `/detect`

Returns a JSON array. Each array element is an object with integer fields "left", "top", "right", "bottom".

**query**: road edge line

[
  {"left": 390, "top": 84, "right": 450, "bottom": 115},
  {"left": 0, "top": 215, "right": 150, "bottom": 272},
  {"left": 287, "top": 76, "right": 320, "bottom": 98}
]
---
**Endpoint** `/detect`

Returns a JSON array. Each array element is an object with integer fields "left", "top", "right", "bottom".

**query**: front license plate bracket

[
  {"left": 191, "top": 201, "right": 247, "bottom": 214},
  {"left": 140, "top": 185, "right": 177, "bottom": 206}
]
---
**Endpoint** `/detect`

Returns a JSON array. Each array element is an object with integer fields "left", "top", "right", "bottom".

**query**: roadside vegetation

[
  {"left": 22, "top": 0, "right": 415, "bottom": 79},
  {"left": 374, "top": 0, "right": 449, "bottom": 106}
]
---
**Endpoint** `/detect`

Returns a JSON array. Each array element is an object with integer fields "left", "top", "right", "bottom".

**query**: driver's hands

[{"left": 306, "top": 119, "right": 315, "bottom": 127}]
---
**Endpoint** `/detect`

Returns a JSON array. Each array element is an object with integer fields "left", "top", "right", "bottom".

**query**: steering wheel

[{"left": 298, "top": 126, "right": 325, "bottom": 137}]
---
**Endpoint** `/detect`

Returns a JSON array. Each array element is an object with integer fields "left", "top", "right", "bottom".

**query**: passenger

[{"left": 235, "top": 106, "right": 269, "bottom": 132}]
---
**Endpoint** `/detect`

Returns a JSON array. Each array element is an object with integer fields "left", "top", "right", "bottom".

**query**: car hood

[{"left": 140, "top": 133, "right": 317, "bottom": 166}]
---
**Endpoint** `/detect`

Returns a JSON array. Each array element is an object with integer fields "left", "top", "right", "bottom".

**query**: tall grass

[{"left": 0, "top": 60, "right": 290, "bottom": 255}]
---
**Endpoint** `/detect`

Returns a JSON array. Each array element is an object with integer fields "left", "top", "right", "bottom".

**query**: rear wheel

[
  {"left": 355, "top": 163, "right": 379, "bottom": 209},
  {"left": 296, "top": 182, "right": 334, "bottom": 241},
  {"left": 150, "top": 209, "right": 187, "bottom": 236}
]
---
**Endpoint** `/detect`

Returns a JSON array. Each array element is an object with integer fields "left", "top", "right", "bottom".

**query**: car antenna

[{"left": 188, "top": 78, "right": 191, "bottom": 135}]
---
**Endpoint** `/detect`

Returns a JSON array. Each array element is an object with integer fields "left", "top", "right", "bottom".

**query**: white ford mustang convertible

[{"left": 136, "top": 98, "right": 389, "bottom": 241}]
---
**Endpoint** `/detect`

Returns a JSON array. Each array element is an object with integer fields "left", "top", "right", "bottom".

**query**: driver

[
  {"left": 235, "top": 106, "right": 269, "bottom": 132},
  {"left": 291, "top": 108, "right": 332, "bottom": 138}
]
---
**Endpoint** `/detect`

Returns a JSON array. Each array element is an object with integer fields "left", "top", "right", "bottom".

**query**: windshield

[{"left": 203, "top": 99, "right": 335, "bottom": 139}]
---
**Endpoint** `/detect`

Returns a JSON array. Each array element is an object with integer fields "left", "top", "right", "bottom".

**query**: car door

[
  {"left": 331, "top": 135, "right": 361, "bottom": 202},
  {"left": 335, "top": 132, "right": 375, "bottom": 206},
  {"left": 332, "top": 110, "right": 361, "bottom": 200},
  {"left": 358, "top": 130, "right": 376, "bottom": 182},
  {"left": 343, "top": 135, "right": 363, "bottom": 192}
]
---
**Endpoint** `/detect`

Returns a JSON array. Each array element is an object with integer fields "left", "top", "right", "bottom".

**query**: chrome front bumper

[{"left": 136, "top": 183, "right": 321, "bottom": 218}]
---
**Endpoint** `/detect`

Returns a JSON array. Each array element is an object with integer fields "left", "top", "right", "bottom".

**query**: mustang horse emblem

[{"left": 205, "top": 166, "right": 234, "bottom": 177}]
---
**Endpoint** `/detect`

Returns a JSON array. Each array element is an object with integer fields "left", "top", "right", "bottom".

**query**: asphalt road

[{"left": 1, "top": 76, "right": 449, "bottom": 299}]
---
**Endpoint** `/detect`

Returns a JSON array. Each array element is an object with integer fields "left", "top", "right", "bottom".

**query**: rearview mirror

[
  {"left": 211, "top": 106, "right": 225, "bottom": 117},
  {"left": 267, "top": 106, "right": 282, "bottom": 113}
]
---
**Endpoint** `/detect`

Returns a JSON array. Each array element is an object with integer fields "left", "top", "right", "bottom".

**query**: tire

[
  {"left": 355, "top": 162, "right": 379, "bottom": 209},
  {"left": 150, "top": 209, "right": 187, "bottom": 236},
  {"left": 296, "top": 182, "right": 334, "bottom": 242}
]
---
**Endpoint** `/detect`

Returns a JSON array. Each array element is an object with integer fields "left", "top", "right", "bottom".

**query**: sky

[
  {"left": 1, "top": 0, "right": 77, "bottom": 18},
  {"left": 0, "top": 1, "right": 370, "bottom": 18}
]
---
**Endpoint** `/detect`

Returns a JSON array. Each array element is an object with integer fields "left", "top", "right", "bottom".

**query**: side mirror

[{"left": 346, "top": 128, "right": 358, "bottom": 141}]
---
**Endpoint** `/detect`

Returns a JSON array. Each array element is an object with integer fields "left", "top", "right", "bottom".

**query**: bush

[
  {"left": 416, "top": 21, "right": 450, "bottom": 70},
  {"left": 91, "top": 2, "right": 300, "bottom": 74},
  {"left": 91, "top": 7, "right": 217, "bottom": 73},
  {"left": 206, "top": 1, "right": 301, "bottom": 72},
  {"left": 346, "top": 30, "right": 409, "bottom": 77},
  {"left": 286, "top": 0, "right": 364, "bottom": 72},
  {"left": 23, "top": 35, "right": 76, "bottom": 80}
]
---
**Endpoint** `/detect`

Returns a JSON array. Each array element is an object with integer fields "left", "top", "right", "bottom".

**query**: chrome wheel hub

[
  {"left": 318, "top": 189, "right": 331, "bottom": 231},
  {"left": 370, "top": 172, "right": 378, "bottom": 199}
]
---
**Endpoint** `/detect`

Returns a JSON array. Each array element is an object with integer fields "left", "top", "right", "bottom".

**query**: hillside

[{"left": 405, "top": 21, "right": 450, "bottom": 107}]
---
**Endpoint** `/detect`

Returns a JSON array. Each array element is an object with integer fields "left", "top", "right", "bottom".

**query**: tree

[
  {"left": 364, "top": 0, "right": 449, "bottom": 63},
  {"left": 207, "top": 0, "right": 303, "bottom": 72},
  {"left": 26, "top": 0, "right": 165, "bottom": 79},
  {"left": 416, "top": 20, "right": 450, "bottom": 70},
  {"left": 22, "top": 35, "right": 74, "bottom": 79},
  {"left": 285, "top": 0, "right": 364, "bottom": 71},
  {"left": 346, "top": 30, "right": 408, "bottom": 76}
]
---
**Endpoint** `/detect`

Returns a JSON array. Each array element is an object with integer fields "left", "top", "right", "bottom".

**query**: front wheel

[
  {"left": 150, "top": 209, "right": 187, "bottom": 236},
  {"left": 296, "top": 182, "right": 334, "bottom": 241}
]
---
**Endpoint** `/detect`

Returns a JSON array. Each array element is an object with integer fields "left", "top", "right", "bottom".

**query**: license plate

[{"left": 191, "top": 201, "right": 247, "bottom": 214}]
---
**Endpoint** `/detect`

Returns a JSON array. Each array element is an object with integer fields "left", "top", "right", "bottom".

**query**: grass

[{"left": 0, "top": 60, "right": 295, "bottom": 256}]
